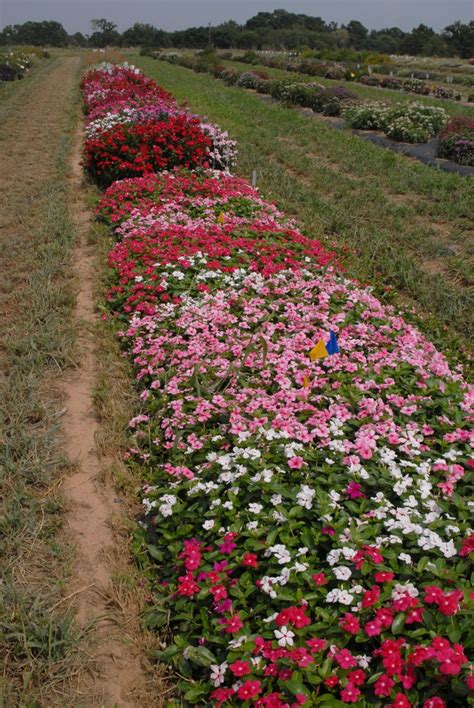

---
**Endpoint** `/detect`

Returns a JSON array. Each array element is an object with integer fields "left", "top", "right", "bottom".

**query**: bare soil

[{"left": 61, "top": 118, "right": 146, "bottom": 705}]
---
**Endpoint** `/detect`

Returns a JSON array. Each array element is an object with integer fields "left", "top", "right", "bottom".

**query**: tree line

[{"left": 0, "top": 11, "right": 473, "bottom": 58}]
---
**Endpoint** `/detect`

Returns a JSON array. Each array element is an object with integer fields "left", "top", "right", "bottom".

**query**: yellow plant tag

[{"left": 309, "top": 339, "right": 329, "bottom": 361}]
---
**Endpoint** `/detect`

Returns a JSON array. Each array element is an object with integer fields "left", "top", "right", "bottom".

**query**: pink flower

[
  {"left": 288, "top": 456, "right": 304, "bottom": 469},
  {"left": 345, "top": 481, "right": 365, "bottom": 499}
]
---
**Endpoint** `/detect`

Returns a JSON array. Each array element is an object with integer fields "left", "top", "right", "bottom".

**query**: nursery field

[
  {"left": 134, "top": 57, "right": 473, "bottom": 354},
  {"left": 219, "top": 59, "right": 474, "bottom": 116},
  {"left": 1, "top": 52, "right": 473, "bottom": 707}
]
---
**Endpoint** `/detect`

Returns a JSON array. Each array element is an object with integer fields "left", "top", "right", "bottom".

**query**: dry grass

[{"left": 0, "top": 55, "right": 89, "bottom": 705}]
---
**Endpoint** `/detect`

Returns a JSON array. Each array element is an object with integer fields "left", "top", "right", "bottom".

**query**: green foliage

[{"left": 344, "top": 101, "right": 448, "bottom": 142}]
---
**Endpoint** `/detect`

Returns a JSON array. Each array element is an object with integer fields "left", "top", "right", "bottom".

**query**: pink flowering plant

[{"left": 85, "top": 66, "right": 474, "bottom": 706}]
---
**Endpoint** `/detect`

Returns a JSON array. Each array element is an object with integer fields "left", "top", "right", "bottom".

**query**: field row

[
  {"left": 82, "top": 62, "right": 473, "bottom": 706},
  {"left": 154, "top": 52, "right": 474, "bottom": 170}
]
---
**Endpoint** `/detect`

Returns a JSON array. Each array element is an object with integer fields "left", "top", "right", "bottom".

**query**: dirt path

[
  {"left": 61, "top": 105, "right": 145, "bottom": 705},
  {"left": 0, "top": 53, "right": 147, "bottom": 705}
]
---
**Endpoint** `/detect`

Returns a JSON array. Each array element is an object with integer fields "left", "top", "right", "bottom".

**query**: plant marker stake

[{"left": 251, "top": 170, "right": 257, "bottom": 187}]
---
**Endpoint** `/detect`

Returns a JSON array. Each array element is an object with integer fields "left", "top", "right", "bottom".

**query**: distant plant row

[
  {"left": 157, "top": 52, "right": 474, "bottom": 166},
  {"left": 0, "top": 46, "right": 49, "bottom": 82}
]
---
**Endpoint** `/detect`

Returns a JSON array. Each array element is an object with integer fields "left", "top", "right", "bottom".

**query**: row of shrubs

[
  {"left": 157, "top": 53, "right": 474, "bottom": 165},
  {"left": 0, "top": 46, "right": 48, "bottom": 82},
  {"left": 437, "top": 116, "right": 474, "bottom": 165},
  {"left": 343, "top": 102, "right": 448, "bottom": 143},
  {"left": 229, "top": 50, "right": 472, "bottom": 95}
]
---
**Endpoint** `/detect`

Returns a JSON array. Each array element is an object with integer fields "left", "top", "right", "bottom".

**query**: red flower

[
  {"left": 275, "top": 605, "right": 311, "bottom": 629},
  {"left": 374, "top": 571, "right": 394, "bottom": 583},
  {"left": 339, "top": 612, "right": 360, "bottom": 635},
  {"left": 423, "top": 699, "right": 446, "bottom": 708},
  {"left": 210, "top": 687, "right": 235, "bottom": 706},
  {"left": 223, "top": 614, "right": 244, "bottom": 633},
  {"left": 387, "top": 694, "right": 412, "bottom": 708},
  {"left": 374, "top": 674, "right": 395, "bottom": 697},
  {"left": 229, "top": 660, "right": 251, "bottom": 677},
  {"left": 362, "top": 585, "right": 380, "bottom": 608},
  {"left": 340, "top": 682, "right": 361, "bottom": 703},
  {"left": 237, "top": 680, "right": 262, "bottom": 700},
  {"left": 242, "top": 552, "right": 259, "bottom": 568},
  {"left": 459, "top": 533, "right": 474, "bottom": 556},
  {"left": 306, "top": 637, "right": 326, "bottom": 653},
  {"left": 311, "top": 572, "right": 328, "bottom": 585}
]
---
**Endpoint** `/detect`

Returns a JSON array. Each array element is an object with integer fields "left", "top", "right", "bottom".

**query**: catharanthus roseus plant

[
  {"left": 84, "top": 65, "right": 474, "bottom": 707},
  {"left": 82, "top": 63, "right": 237, "bottom": 183}
]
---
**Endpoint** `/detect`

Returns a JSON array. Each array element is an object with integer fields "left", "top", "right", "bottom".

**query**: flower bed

[
  {"left": 0, "top": 49, "right": 38, "bottom": 81},
  {"left": 82, "top": 63, "right": 237, "bottom": 185},
  {"left": 343, "top": 102, "right": 448, "bottom": 143},
  {"left": 437, "top": 117, "right": 474, "bottom": 166},
  {"left": 84, "top": 65, "right": 473, "bottom": 706}
]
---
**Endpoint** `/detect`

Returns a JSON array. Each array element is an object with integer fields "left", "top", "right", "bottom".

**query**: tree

[
  {"left": 70, "top": 32, "right": 87, "bottom": 47},
  {"left": 89, "top": 18, "right": 120, "bottom": 47},
  {"left": 443, "top": 21, "right": 474, "bottom": 58},
  {"left": 401, "top": 24, "right": 438, "bottom": 55},
  {"left": 345, "top": 20, "right": 368, "bottom": 50},
  {"left": 120, "top": 23, "right": 168, "bottom": 47},
  {"left": 0, "top": 20, "right": 69, "bottom": 46}
]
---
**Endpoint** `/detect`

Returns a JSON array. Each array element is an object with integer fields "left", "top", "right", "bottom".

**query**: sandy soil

[{"left": 61, "top": 116, "right": 145, "bottom": 706}]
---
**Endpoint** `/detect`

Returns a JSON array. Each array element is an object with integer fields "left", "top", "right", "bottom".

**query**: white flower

[
  {"left": 333, "top": 566, "right": 352, "bottom": 581},
  {"left": 274, "top": 626, "right": 294, "bottom": 647},
  {"left": 159, "top": 494, "right": 177, "bottom": 517},
  {"left": 228, "top": 635, "right": 247, "bottom": 649},
  {"left": 247, "top": 521, "right": 258, "bottom": 531},
  {"left": 339, "top": 590, "right": 355, "bottom": 605},
  {"left": 398, "top": 553, "right": 412, "bottom": 564},
  {"left": 296, "top": 485, "right": 315, "bottom": 510},
  {"left": 271, "top": 494, "right": 282, "bottom": 506},
  {"left": 202, "top": 519, "right": 215, "bottom": 530},
  {"left": 392, "top": 583, "right": 419, "bottom": 601},
  {"left": 263, "top": 613, "right": 278, "bottom": 623},
  {"left": 357, "top": 655, "right": 372, "bottom": 668},
  {"left": 210, "top": 662, "right": 227, "bottom": 687},
  {"left": 248, "top": 503, "right": 263, "bottom": 514},
  {"left": 327, "top": 549, "right": 341, "bottom": 566}
]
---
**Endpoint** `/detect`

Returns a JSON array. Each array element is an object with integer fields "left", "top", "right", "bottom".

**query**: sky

[{"left": 0, "top": 0, "right": 472, "bottom": 34}]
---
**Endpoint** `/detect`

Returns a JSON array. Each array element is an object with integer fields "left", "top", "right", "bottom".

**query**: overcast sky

[{"left": 1, "top": 0, "right": 472, "bottom": 34}]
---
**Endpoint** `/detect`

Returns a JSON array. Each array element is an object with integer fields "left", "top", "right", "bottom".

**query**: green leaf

[
  {"left": 316, "top": 696, "right": 347, "bottom": 707},
  {"left": 391, "top": 613, "right": 405, "bottom": 635},
  {"left": 155, "top": 643, "right": 180, "bottom": 662},
  {"left": 147, "top": 544, "right": 163, "bottom": 562},
  {"left": 184, "top": 684, "right": 208, "bottom": 701},
  {"left": 282, "top": 672, "right": 307, "bottom": 696},
  {"left": 185, "top": 645, "right": 217, "bottom": 667}
]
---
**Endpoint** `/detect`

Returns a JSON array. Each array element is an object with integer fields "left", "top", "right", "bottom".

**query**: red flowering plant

[
  {"left": 83, "top": 116, "right": 212, "bottom": 186},
  {"left": 84, "top": 65, "right": 474, "bottom": 706},
  {"left": 82, "top": 64, "right": 237, "bottom": 182}
]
